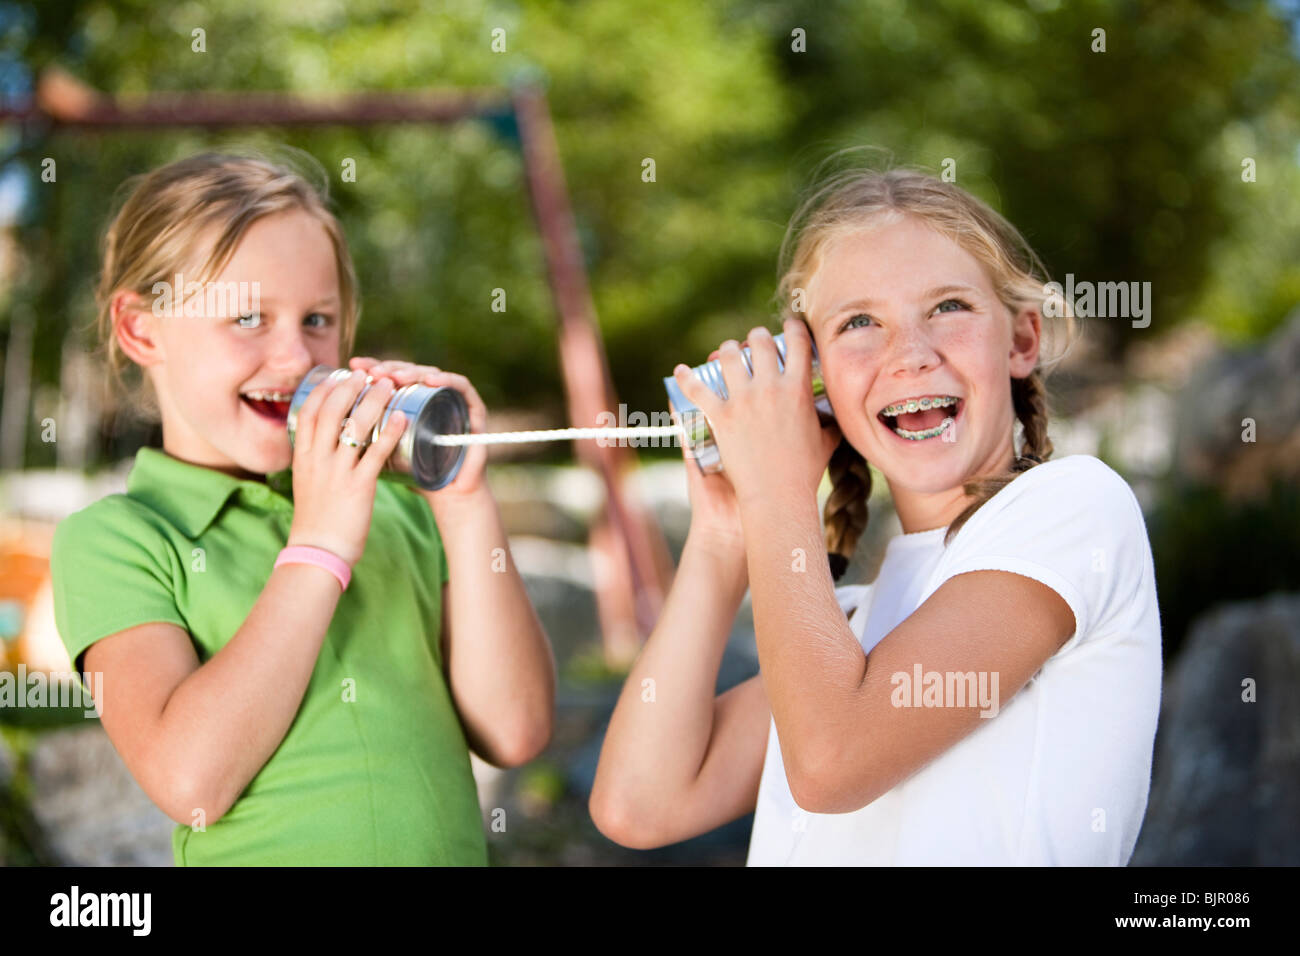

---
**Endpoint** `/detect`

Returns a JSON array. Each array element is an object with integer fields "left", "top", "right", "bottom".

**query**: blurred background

[{"left": 1, "top": 0, "right": 1298, "bottom": 865}]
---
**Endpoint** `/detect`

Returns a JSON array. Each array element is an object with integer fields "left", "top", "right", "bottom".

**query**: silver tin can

[
  {"left": 287, "top": 365, "right": 470, "bottom": 491},
  {"left": 662, "top": 331, "right": 834, "bottom": 473}
]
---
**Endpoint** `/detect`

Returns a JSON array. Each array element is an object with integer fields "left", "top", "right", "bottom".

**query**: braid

[
  {"left": 945, "top": 371, "right": 1053, "bottom": 544},
  {"left": 1011, "top": 370, "right": 1053, "bottom": 467},
  {"left": 823, "top": 437, "right": 871, "bottom": 580}
]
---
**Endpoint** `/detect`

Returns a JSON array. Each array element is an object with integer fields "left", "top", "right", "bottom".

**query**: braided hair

[
  {"left": 824, "top": 436, "right": 872, "bottom": 580},
  {"left": 943, "top": 370, "right": 1053, "bottom": 545}
]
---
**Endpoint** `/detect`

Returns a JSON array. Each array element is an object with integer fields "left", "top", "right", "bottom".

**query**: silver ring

[{"left": 339, "top": 418, "right": 365, "bottom": 448}]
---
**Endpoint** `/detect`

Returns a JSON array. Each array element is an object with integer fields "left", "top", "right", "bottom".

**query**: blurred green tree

[{"left": 0, "top": 0, "right": 1295, "bottom": 469}]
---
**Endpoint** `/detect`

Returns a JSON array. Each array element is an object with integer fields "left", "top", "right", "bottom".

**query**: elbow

[
  {"left": 786, "top": 772, "right": 838, "bottom": 816},
  {"left": 500, "top": 726, "right": 551, "bottom": 769},
  {"left": 588, "top": 785, "right": 671, "bottom": 850},
  {"left": 156, "top": 765, "right": 237, "bottom": 828},
  {"left": 486, "top": 712, "right": 553, "bottom": 769},
  {"left": 785, "top": 742, "right": 879, "bottom": 816},
  {"left": 483, "top": 672, "right": 557, "bottom": 769}
]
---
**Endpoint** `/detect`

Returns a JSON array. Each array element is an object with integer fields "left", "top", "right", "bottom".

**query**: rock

[
  {"left": 26, "top": 723, "right": 175, "bottom": 866},
  {"left": 1131, "top": 591, "right": 1300, "bottom": 865},
  {"left": 1172, "top": 306, "right": 1300, "bottom": 499}
]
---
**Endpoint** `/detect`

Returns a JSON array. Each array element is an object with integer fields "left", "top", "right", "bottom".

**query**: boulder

[
  {"left": 1172, "top": 307, "right": 1300, "bottom": 500},
  {"left": 26, "top": 724, "right": 175, "bottom": 866},
  {"left": 1131, "top": 592, "right": 1300, "bottom": 865}
]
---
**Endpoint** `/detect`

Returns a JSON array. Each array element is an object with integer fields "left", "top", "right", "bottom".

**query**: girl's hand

[
  {"left": 680, "top": 433, "right": 747, "bottom": 554},
  {"left": 679, "top": 344, "right": 745, "bottom": 554},
  {"left": 347, "top": 356, "right": 489, "bottom": 500},
  {"left": 672, "top": 319, "right": 841, "bottom": 513},
  {"left": 286, "top": 368, "right": 408, "bottom": 567}
]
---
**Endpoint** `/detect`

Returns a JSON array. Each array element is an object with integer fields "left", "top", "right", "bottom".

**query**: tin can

[
  {"left": 662, "top": 331, "right": 835, "bottom": 474},
  {"left": 287, "top": 365, "right": 470, "bottom": 491}
]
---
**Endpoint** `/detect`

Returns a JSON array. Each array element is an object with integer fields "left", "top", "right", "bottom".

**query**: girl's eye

[
  {"left": 304, "top": 313, "right": 331, "bottom": 329},
  {"left": 840, "top": 313, "right": 876, "bottom": 332},
  {"left": 235, "top": 313, "right": 262, "bottom": 329},
  {"left": 935, "top": 298, "right": 972, "bottom": 314}
]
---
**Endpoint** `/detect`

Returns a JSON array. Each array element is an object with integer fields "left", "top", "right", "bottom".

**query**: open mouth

[
  {"left": 240, "top": 389, "right": 293, "bottom": 425},
  {"left": 877, "top": 394, "right": 963, "bottom": 441}
]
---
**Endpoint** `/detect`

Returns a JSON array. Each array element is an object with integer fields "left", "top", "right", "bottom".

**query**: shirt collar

[{"left": 126, "top": 446, "right": 294, "bottom": 537}]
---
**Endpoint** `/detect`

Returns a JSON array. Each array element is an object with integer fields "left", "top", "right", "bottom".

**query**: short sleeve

[
  {"left": 937, "top": 456, "right": 1151, "bottom": 651},
  {"left": 50, "top": 499, "right": 188, "bottom": 673}
]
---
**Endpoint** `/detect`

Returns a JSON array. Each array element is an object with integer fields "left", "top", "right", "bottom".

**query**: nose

[
  {"left": 885, "top": 320, "right": 941, "bottom": 377},
  {"left": 266, "top": 323, "right": 315, "bottom": 383}
]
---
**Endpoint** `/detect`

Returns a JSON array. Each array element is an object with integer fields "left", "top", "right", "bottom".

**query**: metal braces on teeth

[
  {"left": 881, "top": 395, "right": 959, "bottom": 417},
  {"left": 894, "top": 416, "right": 956, "bottom": 440}
]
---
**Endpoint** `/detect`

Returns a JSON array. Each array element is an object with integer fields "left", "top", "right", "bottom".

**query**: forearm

[
  {"left": 740, "top": 492, "right": 867, "bottom": 782},
  {"left": 592, "top": 528, "right": 748, "bottom": 819},
  {"left": 154, "top": 563, "right": 341, "bottom": 820},
  {"left": 430, "top": 484, "right": 556, "bottom": 765}
]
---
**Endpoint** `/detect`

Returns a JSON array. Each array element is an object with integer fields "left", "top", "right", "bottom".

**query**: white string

[{"left": 431, "top": 424, "right": 686, "bottom": 446}]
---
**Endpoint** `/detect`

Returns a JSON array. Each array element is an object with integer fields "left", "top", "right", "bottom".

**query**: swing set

[{"left": 1, "top": 67, "right": 675, "bottom": 663}]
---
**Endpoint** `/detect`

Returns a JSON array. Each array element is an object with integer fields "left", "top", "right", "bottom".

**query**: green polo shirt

[{"left": 49, "top": 446, "right": 488, "bottom": 866}]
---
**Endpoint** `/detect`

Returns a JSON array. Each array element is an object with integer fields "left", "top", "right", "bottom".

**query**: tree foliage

[{"left": 0, "top": 0, "right": 1296, "bottom": 466}]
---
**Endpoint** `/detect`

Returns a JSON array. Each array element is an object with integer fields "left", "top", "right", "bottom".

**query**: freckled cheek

[
  {"left": 820, "top": 348, "right": 882, "bottom": 422},
  {"left": 946, "top": 329, "right": 1009, "bottom": 387},
  {"left": 933, "top": 320, "right": 982, "bottom": 350}
]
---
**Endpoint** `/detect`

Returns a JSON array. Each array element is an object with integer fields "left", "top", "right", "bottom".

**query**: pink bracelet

[{"left": 274, "top": 546, "right": 352, "bottom": 591}]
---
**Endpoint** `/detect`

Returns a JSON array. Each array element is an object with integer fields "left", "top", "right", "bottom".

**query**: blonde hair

[
  {"left": 94, "top": 148, "right": 359, "bottom": 421},
  {"left": 775, "top": 160, "right": 1077, "bottom": 580}
]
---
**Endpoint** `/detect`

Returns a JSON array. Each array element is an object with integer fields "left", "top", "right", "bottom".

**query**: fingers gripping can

[
  {"left": 287, "top": 365, "right": 471, "bottom": 491},
  {"left": 662, "top": 332, "right": 835, "bottom": 474}
]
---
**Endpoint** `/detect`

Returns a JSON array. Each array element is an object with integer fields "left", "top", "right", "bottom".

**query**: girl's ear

[
  {"left": 112, "top": 290, "right": 164, "bottom": 367},
  {"left": 1008, "top": 305, "right": 1041, "bottom": 378}
]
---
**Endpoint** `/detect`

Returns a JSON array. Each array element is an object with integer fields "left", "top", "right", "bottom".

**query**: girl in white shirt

[{"left": 590, "top": 165, "right": 1162, "bottom": 865}]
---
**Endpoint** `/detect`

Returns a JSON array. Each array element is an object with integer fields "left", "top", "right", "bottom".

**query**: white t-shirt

[{"left": 746, "top": 454, "right": 1162, "bottom": 866}]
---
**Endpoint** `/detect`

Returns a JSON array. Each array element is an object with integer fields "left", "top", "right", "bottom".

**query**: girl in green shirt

[{"left": 50, "top": 149, "right": 555, "bottom": 865}]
